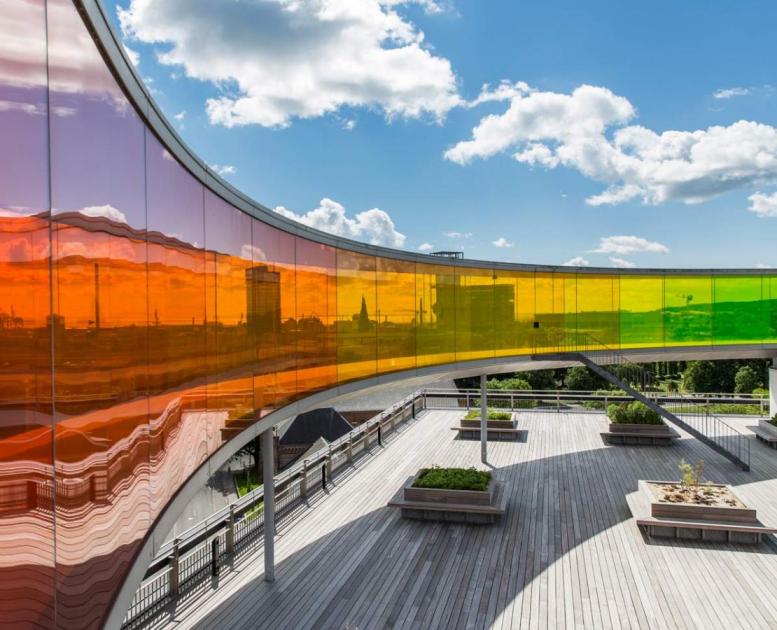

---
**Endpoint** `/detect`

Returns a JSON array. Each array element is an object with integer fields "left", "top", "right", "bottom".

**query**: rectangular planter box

[
  {"left": 644, "top": 481, "right": 758, "bottom": 524},
  {"left": 460, "top": 414, "right": 515, "bottom": 430},
  {"left": 404, "top": 471, "right": 493, "bottom": 506},
  {"left": 758, "top": 419, "right": 777, "bottom": 438},
  {"left": 608, "top": 422, "right": 671, "bottom": 434}
]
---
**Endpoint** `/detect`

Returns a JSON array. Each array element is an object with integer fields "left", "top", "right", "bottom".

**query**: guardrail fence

[{"left": 122, "top": 392, "right": 424, "bottom": 629}]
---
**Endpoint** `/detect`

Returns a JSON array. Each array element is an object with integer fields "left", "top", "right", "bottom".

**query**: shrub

[
  {"left": 769, "top": 414, "right": 777, "bottom": 428},
  {"left": 753, "top": 387, "right": 769, "bottom": 399},
  {"left": 413, "top": 466, "right": 491, "bottom": 491},
  {"left": 464, "top": 408, "right": 512, "bottom": 421},
  {"left": 734, "top": 365, "right": 762, "bottom": 394},
  {"left": 607, "top": 401, "right": 663, "bottom": 425}
]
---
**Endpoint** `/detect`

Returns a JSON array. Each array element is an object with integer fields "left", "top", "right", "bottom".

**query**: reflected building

[{"left": 246, "top": 265, "right": 281, "bottom": 336}]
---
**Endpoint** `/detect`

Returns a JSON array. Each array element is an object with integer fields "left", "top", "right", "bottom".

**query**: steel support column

[
  {"left": 480, "top": 374, "right": 488, "bottom": 463},
  {"left": 262, "top": 428, "right": 275, "bottom": 582}
]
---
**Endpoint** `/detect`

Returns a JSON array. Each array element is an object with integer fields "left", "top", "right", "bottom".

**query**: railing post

[
  {"left": 300, "top": 459, "right": 308, "bottom": 497},
  {"left": 346, "top": 435, "right": 353, "bottom": 464},
  {"left": 211, "top": 537, "right": 220, "bottom": 577},
  {"left": 480, "top": 374, "right": 488, "bottom": 464},
  {"left": 169, "top": 538, "right": 180, "bottom": 600},
  {"left": 378, "top": 424, "right": 383, "bottom": 446},
  {"left": 326, "top": 448, "right": 333, "bottom": 479},
  {"left": 321, "top": 462, "right": 327, "bottom": 491},
  {"left": 510, "top": 393, "right": 514, "bottom": 411},
  {"left": 226, "top": 505, "right": 235, "bottom": 557},
  {"left": 363, "top": 427, "right": 370, "bottom": 451},
  {"left": 390, "top": 411, "right": 396, "bottom": 431},
  {"left": 262, "top": 428, "right": 275, "bottom": 582}
]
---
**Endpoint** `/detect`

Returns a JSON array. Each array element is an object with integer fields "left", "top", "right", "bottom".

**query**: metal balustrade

[{"left": 121, "top": 392, "right": 425, "bottom": 629}]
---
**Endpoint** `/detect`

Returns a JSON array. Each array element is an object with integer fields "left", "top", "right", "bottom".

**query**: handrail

[{"left": 122, "top": 391, "right": 425, "bottom": 628}]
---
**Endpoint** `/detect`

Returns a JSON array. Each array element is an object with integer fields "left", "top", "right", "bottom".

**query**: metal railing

[
  {"left": 545, "top": 330, "right": 752, "bottom": 471},
  {"left": 122, "top": 392, "right": 425, "bottom": 629}
]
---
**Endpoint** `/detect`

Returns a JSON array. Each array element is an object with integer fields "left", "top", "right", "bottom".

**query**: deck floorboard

[{"left": 156, "top": 410, "right": 777, "bottom": 630}]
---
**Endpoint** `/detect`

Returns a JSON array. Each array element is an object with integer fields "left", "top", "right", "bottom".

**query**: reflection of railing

[{"left": 122, "top": 392, "right": 425, "bottom": 629}]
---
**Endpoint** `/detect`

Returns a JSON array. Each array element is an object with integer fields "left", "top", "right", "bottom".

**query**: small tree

[
  {"left": 563, "top": 366, "right": 606, "bottom": 391},
  {"left": 524, "top": 369, "right": 557, "bottom": 390},
  {"left": 734, "top": 365, "right": 762, "bottom": 394},
  {"left": 681, "top": 361, "right": 717, "bottom": 393}
]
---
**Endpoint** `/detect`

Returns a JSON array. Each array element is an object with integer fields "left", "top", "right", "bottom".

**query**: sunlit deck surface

[{"left": 163, "top": 410, "right": 777, "bottom": 629}]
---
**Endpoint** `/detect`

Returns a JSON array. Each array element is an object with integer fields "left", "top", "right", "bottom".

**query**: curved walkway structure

[{"left": 2, "top": 1, "right": 777, "bottom": 628}]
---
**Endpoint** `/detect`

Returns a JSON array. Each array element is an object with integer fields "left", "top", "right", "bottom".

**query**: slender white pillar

[
  {"left": 262, "top": 429, "right": 275, "bottom": 582},
  {"left": 769, "top": 359, "right": 777, "bottom": 419},
  {"left": 480, "top": 374, "right": 488, "bottom": 463}
]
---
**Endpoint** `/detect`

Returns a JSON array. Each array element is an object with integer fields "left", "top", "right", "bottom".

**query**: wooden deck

[{"left": 160, "top": 411, "right": 777, "bottom": 629}]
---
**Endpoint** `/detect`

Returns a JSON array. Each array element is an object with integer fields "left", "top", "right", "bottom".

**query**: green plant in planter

[
  {"left": 413, "top": 466, "right": 491, "bottom": 491},
  {"left": 769, "top": 413, "right": 777, "bottom": 428},
  {"left": 606, "top": 401, "right": 663, "bottom": 425},
  {"left": 464, "top": 409, "right": 512, "bottom": 421},
  {"left": 678, "top": 458, "right": 705, "bottom": 487}
]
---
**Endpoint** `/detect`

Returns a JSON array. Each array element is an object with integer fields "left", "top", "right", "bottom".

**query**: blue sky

[{"left": 108, "top": 0, "right": 777, "bottom": 268}]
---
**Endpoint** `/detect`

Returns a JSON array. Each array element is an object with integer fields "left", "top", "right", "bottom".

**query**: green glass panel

[
  {"left": 664, "top": 276, "right": 712, "bottom": 345},
  {"left": 713, "top": 276, "right": 765, "bottom": 344}
]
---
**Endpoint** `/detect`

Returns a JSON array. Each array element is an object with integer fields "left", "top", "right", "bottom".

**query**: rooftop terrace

[{"left": 158, "top": 409, "right": 777, "bottom": 629}]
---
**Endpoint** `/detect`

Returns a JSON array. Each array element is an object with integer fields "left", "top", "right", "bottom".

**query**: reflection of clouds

[
  {"left": 241, "top": 244, "right": 267, "bottom": 262},
  {"left": 46, "top": 0, "right": 130, "bottom": 113},
  {"left": 0, "top": 99, "right": 44, "bottom": 115},
  {"left": 77, "top": 204, "right": 129, "bottom": 225},
  {"left": 0, "top": 0, "right": 46, "bottom": 89}
]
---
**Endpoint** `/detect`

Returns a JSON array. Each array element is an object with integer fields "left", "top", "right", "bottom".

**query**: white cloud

[
  {"left": 119, "top": 0, "right": 460, "bottom": 128},
  {"left": 123, "top": 44, "right": 140, "bottom": 67},
  {"left": 608, "top": 256, "right": 636, "bottom": 268},
  {"left": 446, "top": 82, "right": 777, "bottom": 208},
  {"left": 755, "top": 263, "right": 770, "bottom": 269},
  {"left": 210, "top": 163, "right": 236, "bottom": 176},
  {"left": 342, "top": 119, "right": 356, "bottom": 131},
  {"left": 381, "top": 0, "right": 449, "bottom": 15},
  {"left": 492, "top": 237, "right": 513, "bottom": 248},
  {"left": 418, "top": 242, "right": 434, "bottom": 252},
  {"left": 747, "top": 191, "right": 777, "bottom": 217},
  {"left": 713, "top": 87, "right": 749, "bottom": 100},
  {"left": 562, "top": 256, "right": 590, "bottom": 267},
  {"left": 275, "top": 198, "right": 406, "bottom": 247},
  {"left": 173, "top": 110, "right": 186, "bottom": 121},
  {"left": 466, "top": 80, "right": 533, "bottom": 107},
  {"left": 445, "top": 231, "right": 472, "bottom": 238},
  {"left": 592, "top": 235, "right": 669, "bottom": 255}
]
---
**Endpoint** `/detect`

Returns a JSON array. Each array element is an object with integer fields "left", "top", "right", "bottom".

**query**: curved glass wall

[{"left": 2, "top": 1, "right": 777, "bottom": 627}]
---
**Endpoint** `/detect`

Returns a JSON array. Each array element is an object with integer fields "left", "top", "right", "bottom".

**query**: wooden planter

[
  {"left": 627, "top": 480, "right": 776, "bottom": 544},
  {"left": 460, "top": 414, "right": 516, "bottom": 430},
  {"left": 388, "top": 471, "right": 507, "bottom": 524},
  {"left": 601, "top": 422, "right": 679, "bottom": 446},
  {"left": 753, "top": 420, "right": 777, "bottom": 448}
]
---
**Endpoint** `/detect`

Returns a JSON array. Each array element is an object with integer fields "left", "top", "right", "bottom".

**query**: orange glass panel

[
  {"left": 415, "top": 262, "right": 456, "bottom": 367},
  {"left": 337, "top": 250, "right": 377, "bottom": 383},
  {"left": 204, "top": 191, "right": 254, "bottom": 455},
  {"left": 494, "top": 270, "right": 533, "bottom": 357},
  {"left": 377, "top": 257, "right": 416, "bottom": 373},
  {"left": 296, "top": 238, "right": 337, "bottom": 395}
]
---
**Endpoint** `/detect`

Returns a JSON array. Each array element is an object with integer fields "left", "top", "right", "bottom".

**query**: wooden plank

[{"left": 154, "top": 409, "right": 777, "bottom": 630}]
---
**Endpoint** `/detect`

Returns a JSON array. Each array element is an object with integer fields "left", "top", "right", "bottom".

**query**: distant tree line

[{"left": 456, "top": 359, "right": 771, "bottom": 395}]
